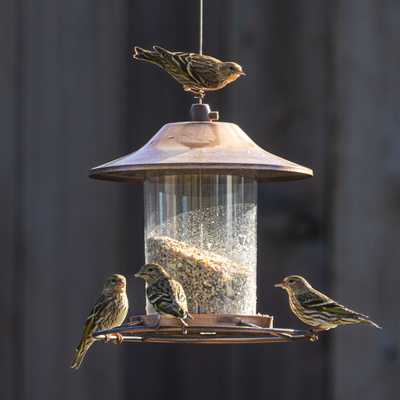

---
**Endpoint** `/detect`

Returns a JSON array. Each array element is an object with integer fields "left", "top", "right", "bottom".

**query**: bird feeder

[{"left": 89, "top": 104, "right": 317, "bottom": 344}]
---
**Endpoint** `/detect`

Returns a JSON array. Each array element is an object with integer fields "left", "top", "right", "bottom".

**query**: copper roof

[{"left": 89, "top": 120, "right": 313, "bottom": 182}]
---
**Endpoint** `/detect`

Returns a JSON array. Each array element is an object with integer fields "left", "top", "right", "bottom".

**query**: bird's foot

[
  {"left": 192, "top": 91, "right": 205, "bottom": 103},
  {"left": 309, "top": 329, "right": 321, "bottom": 342},
  {"left": 309, "top": 333, "right": 319, "bottom": 342},
  {"left": 104, "top": 333, "right": 124, "bottom": 344},
  {"left": 114, "top": 333, "right": 124, "bottom": 344},
  {"left": 180, "top": 318, "right": 189, "bottom": 335},
  {"left": 104, "top": 334, "right": 112, "bottom": 343}
]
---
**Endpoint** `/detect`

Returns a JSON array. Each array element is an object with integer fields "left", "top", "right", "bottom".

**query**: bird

[
  {"left": 71, "top": 274, "right": 129, "bottom": 370},
  {"left": 275, "top": 275, "right": 381, "bottom": 332},
  {"left": 135, "top": 263, "right": 192, "bottom": 328},
  {"left": 133, "top": 45, "right": 245, "bottom": 98}
]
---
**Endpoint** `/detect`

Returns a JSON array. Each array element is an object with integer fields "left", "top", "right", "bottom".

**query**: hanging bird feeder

[
  {"left": 89, "top": 103, "right": 316, "bottom": 344},
  {"left": 88, "top": 1, "right": 317, "bottom": 344}
]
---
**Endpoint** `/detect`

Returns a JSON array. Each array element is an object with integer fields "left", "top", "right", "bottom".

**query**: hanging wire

[
  {"left": 198, "top": 0, "right": 204, "bottom": 104},
  {"left": 199, "top": 0, "right": 203, "bottom": 55}
]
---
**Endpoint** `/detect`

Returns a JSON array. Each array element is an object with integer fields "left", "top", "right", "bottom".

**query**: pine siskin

[
  {"left": 275, "top": 275, "right": 381, "bottom": 331},
  {"left": 71, "top": 274, "right": 129, "bottom": 370},
  {"left": 133, "top": 45, "right": 245, "bottom": 98},
  {"left": 135, "top": 263, "right": 192, "bottom": 327}
]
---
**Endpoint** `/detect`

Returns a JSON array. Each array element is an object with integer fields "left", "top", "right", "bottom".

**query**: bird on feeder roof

[{"left": 133, "top": 45, "right": 245, "bottom": 99}]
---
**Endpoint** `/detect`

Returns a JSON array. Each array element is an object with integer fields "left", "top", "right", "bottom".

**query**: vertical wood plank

[
  {"left": 226, "top": 1, "right": 332, "bottom": 398},
  {"left": 13, "top": 1, "right": 130, "bottom": 399},
  {"left": 0, "top": 1, "right": 18, "bottom": 399},
  {"left": 332, "top": 2, "right": 400, "bottom": 399}
]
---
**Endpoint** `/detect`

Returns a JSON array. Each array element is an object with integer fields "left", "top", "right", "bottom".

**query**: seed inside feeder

[{"left": 146, "top": 236, "right": 255, "bottom": 314}]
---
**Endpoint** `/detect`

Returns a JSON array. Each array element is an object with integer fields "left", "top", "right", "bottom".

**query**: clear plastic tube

[{"left": 144, "top": 174, "right": 257, "bottom": 315}]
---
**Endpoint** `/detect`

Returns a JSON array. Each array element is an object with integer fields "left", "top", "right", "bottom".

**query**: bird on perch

[
  {"left": 133, "top": 45, "right": 245, "bottom": 99},
  {"left": 71, "top": 274, "right": 129, "bottom": 370},
  {"left": 135, "top": 263, "right": 192, "bottom": 329},
  {"left": 275, "top": 275, "right": 381, "bottom": 332}
]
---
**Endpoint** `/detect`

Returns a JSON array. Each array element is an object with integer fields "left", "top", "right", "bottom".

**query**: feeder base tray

[{"left": 93, "top": 314, "right": 319, "bottom": 344}]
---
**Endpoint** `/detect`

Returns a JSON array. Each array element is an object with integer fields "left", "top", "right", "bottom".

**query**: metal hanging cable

[
  {"left": 198, "top": 0, "right": 204, "bottom": 103},
  {"left": 199, "top": 0, "right": 204, "bottom": 55}
]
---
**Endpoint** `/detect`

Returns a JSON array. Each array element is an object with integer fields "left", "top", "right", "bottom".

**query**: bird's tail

[
  {"left": 133, "top": 46, "right": 163, "bottom": 66},
  {"left": 71, "top": 338, "right": 95, "bottom": 370},
  {"left": 360, "top": 317, "right": 382, "bottom": 329},
  {"left": 152, "top": 45, "right": 173, "bottom": 58}
]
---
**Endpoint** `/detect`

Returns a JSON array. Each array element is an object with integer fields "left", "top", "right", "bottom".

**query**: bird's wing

[
  {"left": 74, "top": 294, "right": 109, "bottom": 353},
  {"left": 170, "top": 279, "right": 188, "bottom": 310},
  {"left": 146, "top": 280, "right": 169, "bottom": 304},
  {"left": 152, "top": 46, "right": 194, "bottom": 79},
  {"left": 186, "top": 54, "right": 222, "bottom": 86},
  {"left": 147, "top": 279, "right": 187, "bottom": 318},
  {"left": 82, "top": 294, "right": 118, "bottom": 336},
  {"left": 318, "top": 302, "right": 369, "bottom": 319},
  {"left": 151, "top": 47, "right": 221, "bottom": 89},
  {"left": 296, "top": 289, "right": 333, "bottom": 308},
  {"left": 299, "top": 290, "right": 369, "bottom": 319}
]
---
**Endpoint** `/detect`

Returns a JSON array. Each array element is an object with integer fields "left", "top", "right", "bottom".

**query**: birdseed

[{"left": 146, "top": 236, "right": 256, "bottom": 314}]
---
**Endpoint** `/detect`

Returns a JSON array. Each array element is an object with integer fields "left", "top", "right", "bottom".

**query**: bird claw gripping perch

[
  {"left": 115, "top": 333, "right": 124, "bottom": 344},
  {"left": 104, "top": 333, "right": 124, "bottom": 344},
  {"left": 309, "top": 330, "right": 320, "bottom": 342},
  {"left": 180, "top": 318, "right": 189, "bottom": 335}
]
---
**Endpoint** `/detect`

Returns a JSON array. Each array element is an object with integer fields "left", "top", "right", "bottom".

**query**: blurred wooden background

[{"left": 1, "top": 1, "right": 398, "bottom": 399}]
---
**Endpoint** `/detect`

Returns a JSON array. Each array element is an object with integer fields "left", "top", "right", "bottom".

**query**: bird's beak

[
  {"left": 239, "top": 71, "right": 246, "bottom": 76},
  {"left": 274, "top": 282, "right": 284, "bottom": 289},
  {"left": 134, "top": 272, "right": 143, "bottom": 278}
]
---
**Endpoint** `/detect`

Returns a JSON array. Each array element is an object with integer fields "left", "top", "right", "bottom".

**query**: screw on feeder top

[{"left": 190, "top": 103, "right": 219, "bottom": 121}]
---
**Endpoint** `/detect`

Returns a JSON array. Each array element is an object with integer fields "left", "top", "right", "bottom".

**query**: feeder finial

[{"left": 190, "top": 103, "right": 219, "bottom": 121}]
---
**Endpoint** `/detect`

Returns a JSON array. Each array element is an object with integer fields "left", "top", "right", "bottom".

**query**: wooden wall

[
  {"left": 332, "top": 2, "right": 400, "bottom": 399},
  {"left": 0, "top": 1, "right": 397, "bottom": 399}
]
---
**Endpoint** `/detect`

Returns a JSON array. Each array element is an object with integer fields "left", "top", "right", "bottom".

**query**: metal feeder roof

[{"left": 89, "top": 104, "right": 313, "bottom": 182}]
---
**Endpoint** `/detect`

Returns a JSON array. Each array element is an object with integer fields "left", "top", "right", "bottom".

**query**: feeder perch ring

[{"left": 93, "top": 314, "right": 319, "bottom": 345}]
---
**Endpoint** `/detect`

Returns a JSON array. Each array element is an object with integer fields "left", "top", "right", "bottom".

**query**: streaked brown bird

[
  {"left": 135, "top": 263, "right": 192, "bottom": 327},
  {"left": 275, "top": 275, "right": 381, "bottom": 331},
  {"left": 71, "top": 274, "right": 129, "bottom": 370},
  {"left": 133, "top": 45, "right": 245, "bottom": 98}
]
